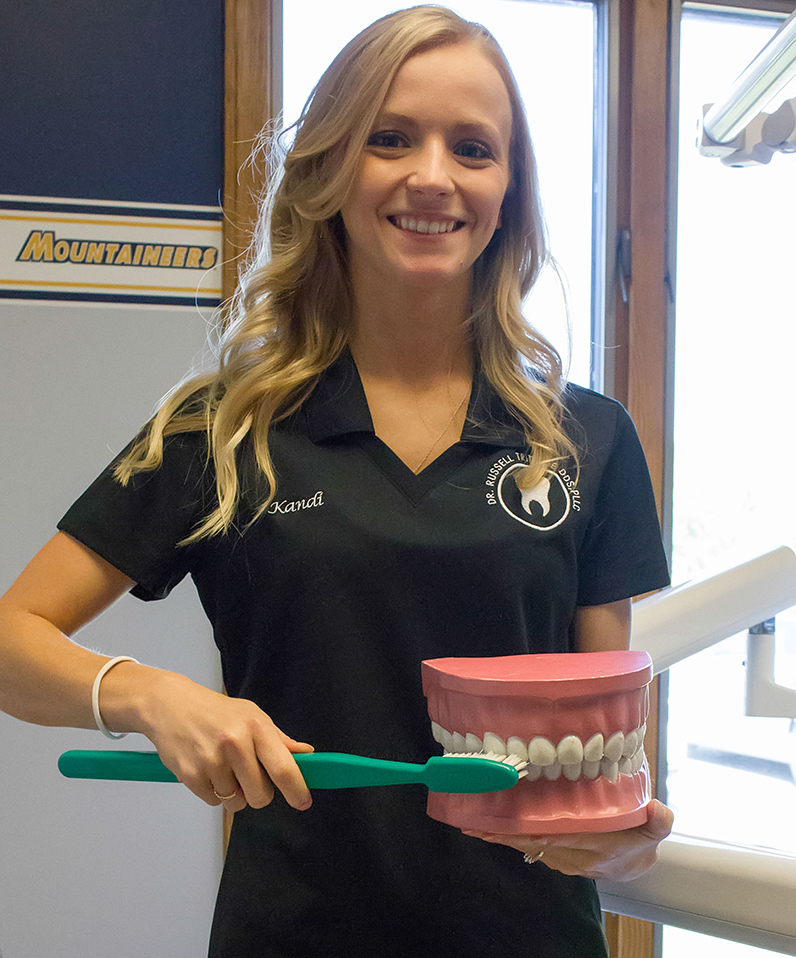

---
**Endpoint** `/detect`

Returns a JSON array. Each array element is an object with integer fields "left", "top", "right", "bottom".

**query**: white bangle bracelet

[{"left": 92, "top": 656, "right": 139, "bottom": 740}]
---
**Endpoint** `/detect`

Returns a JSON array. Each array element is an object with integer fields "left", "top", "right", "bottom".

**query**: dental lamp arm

[
  {"left": 698, "top": 8, "right": 796, "bottom": 164},
  {"left": 698, "top": 97, "right": 796, "bottom": 167}
]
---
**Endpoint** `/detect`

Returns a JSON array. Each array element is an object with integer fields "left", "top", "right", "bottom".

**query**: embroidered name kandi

[{"left": 266, "top": 491, "right": 325, "bottom": 515}]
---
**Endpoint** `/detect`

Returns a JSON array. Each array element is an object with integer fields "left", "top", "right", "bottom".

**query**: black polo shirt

[{"left": 59, "top": 352, "right": 669, "bottom": 958}]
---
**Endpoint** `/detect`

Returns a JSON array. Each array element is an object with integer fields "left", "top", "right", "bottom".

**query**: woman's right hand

[
  {"left": 124, "top": 667, "right": 315, "bottom": 813},
  {"left": 0, "top": 532, "right": 313, "bottom": 814}
]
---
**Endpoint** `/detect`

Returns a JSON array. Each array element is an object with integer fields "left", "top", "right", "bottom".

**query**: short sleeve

[
  {"left": 57, "top": 431, "right": 212, "bottom": 601},
  {"left": 575, "top": 403, "right": 670, "bottom": 606}
]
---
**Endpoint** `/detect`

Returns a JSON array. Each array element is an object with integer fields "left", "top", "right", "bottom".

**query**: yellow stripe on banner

[
  {"left": 0, "top": 279, "right": 222, "bottom": 294},
  {"left": 0, "top": 214, "right": 222, "bottom": 231}
]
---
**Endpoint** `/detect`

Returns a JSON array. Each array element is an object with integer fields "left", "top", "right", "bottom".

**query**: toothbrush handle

[
  {"left": 58, "top": 750, "right": 425, "bottom": 789},
  {"left": 295, "top": 753, "right": 425, "bottom": 789},
  {"left": 58, "top": 750, "right": 178, "bottom": 782}
]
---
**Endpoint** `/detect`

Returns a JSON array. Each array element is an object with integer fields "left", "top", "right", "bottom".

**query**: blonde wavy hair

[{"left": 116, "top": 4, "right": 578, "bottom": 542}]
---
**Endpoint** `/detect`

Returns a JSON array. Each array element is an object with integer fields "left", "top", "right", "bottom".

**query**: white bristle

[{"left": 441, "top": 751, "right": 529, "bottom": 774}]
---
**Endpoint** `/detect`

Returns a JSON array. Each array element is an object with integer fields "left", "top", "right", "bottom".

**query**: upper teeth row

[
  {"left": 397, "top": 217, "right": 458, "bottom": 233},
  {"left": 431, "top": 723, "right": 645, "bottom": 766}
]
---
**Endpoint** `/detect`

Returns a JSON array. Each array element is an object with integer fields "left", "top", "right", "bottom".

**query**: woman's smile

[
  {"left": 387, "top": 215, "right": 465, "bottom": 235},
  {"left": 340, "top": 40, "right": 513, "bottom": 295}
]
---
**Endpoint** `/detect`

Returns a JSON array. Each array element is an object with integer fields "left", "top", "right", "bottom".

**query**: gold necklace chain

[{"left": 412, "top": 387, "right": 470, "bottom": 473}]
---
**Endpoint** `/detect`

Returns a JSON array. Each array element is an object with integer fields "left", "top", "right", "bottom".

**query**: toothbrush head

[{"left": 424, "top": 752, "right": 529, "bottom": 793}]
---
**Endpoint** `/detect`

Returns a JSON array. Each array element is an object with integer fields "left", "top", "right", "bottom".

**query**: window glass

[
  {"left": 663, "top": 926, "right": 791, "bottom": 957},
  {"left": 664, "top": 8, "right": 796, "bottom": 954},
  {"left": 283, "top": 0, "right": 596, "bottom": 386}
]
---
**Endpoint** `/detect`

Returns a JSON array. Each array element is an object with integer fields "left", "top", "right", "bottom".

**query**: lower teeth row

[{"left": 504, "top": 750, "right": 646, "bottom": 782}]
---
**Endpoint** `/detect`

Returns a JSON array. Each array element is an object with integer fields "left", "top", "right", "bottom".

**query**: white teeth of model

[
  {"left": 528, "top": 737, "right": 557, "bottom": 767},
  {"left": 622, "top": 729, "right": 639, "bottom": 757},
  {"left": 601, "top": 758, "right": 619, "bottom": 783},
  {"left": 557, "top": 735, "right": 584, "bottom": 766},
  {"left": 416, "top": 220, "right": 430, "bottom": 233},
  {"left": 428, "top": 221, "right": 441, "bottom": 234},
  {"left": 483, "top": 732, "right": 507, "bottom": 755},
  {"left": 430, "top": 725, "right": 646, "bottom": 780},
  {"left": 603, "top": 731, "right": 625, "bottom": 763},
  {"left": 583, "top": 733, "right": 604, "bottom": 763},
  {"left": 466, "top": 732, "right": 484, "bottom": 753},
  {"left": 582, "top": 760, "right": 601, "bottom": 780}
]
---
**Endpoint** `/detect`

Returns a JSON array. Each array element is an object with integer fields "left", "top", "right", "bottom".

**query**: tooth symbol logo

[
  {"left": 498, "top": 465, "right": 570, "bottom": 530},
  {"left": 519, "top": 476, "right": 551, "bottom": 517}
]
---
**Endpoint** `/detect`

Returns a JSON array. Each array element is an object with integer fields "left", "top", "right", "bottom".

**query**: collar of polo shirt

[{"left": 304, "top": 350, "right": 528, "bottom": 449}]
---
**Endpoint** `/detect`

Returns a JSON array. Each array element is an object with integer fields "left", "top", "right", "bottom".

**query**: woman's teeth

[
  {"left": 431, "top": 723, "right": 647, "bottom": 784},
  {"left": 391, "top": 216, "right": 461, "bottom": 234}
]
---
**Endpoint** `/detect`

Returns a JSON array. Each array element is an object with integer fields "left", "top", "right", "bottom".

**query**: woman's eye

[
  {"left": 455, "top": 140, "right": 494, "bottom": 161},
  {"left": 366, "top": 131, "right": 407, "bottom": 149}
]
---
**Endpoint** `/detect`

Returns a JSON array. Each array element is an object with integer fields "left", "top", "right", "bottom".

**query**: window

[{"left": 663, "top": 6, "right": 796, "bottom": 954}]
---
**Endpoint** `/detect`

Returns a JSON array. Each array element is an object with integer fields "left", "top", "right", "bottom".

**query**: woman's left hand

[{"left": 461, "top": 799, "right": 673, "bottom": 882}]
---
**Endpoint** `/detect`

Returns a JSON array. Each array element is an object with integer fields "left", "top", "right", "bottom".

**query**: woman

[{"left": 0, "top": 7, "right": 672, "bottom": 957}]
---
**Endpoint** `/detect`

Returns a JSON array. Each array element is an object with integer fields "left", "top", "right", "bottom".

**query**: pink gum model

[{"left": 422, "top": 651, "right": 653, "bottom": 834}]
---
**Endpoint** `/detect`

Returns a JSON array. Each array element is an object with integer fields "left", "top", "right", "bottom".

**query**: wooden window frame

[
  {"left": 222, "top": 0, "right": 282, "bottom": 303},
  {"left": 604, "top": 1, "right": 672, "bottom": 953}
]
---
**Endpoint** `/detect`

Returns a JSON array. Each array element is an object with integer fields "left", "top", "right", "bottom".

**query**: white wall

[{"left": 0, "top": 301, "right": 222, "bottom": 958}]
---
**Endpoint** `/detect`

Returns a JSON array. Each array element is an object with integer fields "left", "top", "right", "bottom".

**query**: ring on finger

[
  {"left": 523, "top": 850, "right": 545, "bottom": 865},
  {"left": 213, "top": 787, "right": 239, "bottom": 803}
]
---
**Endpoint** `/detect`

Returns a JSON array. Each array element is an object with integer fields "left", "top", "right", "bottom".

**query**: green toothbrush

[{"left": 58, "top": 749, "right": 526, "bottom": 793}]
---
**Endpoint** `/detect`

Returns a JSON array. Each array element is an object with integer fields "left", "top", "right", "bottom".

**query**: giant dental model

[{"left": 422, "top": 651, "right": 653, "bottom": 833}]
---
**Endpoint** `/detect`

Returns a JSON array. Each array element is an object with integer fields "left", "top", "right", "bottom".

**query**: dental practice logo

[
  {"left": 485, "top": 454, "right": 579, "bottom": 529},
  {"left": 498, "top": 465, "right": 570, "bottom": 529}
]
